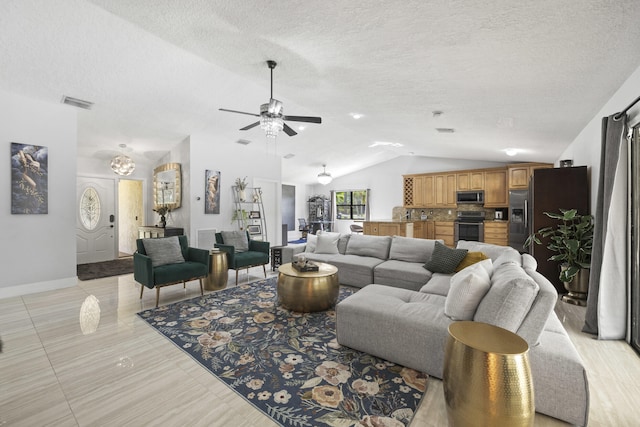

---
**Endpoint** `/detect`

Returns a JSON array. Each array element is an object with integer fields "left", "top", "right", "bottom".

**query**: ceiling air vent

[
  {"left": 236, "top": 139, "right": 251, "bottom": 145},
  {"left": 436, "top": 128, "right": 455, "bottom": 133},
  {"left": 283, "top": 153, "right": 295, "bottom": 159},
  {"left": 61, "top": 95, "right": 94, "bottom": 110}
]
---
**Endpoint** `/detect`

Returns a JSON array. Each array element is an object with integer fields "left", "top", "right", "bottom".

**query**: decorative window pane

[
  {"left": 335, "top": 190, "right": 367, "bottom": 220},
  {"left": 80, "top": 187, "right": 101, "bottom": 230}
]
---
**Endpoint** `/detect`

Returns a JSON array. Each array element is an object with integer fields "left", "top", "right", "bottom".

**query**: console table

[{"left": 138, "top": 226, "right": 184, "bottom": 239}]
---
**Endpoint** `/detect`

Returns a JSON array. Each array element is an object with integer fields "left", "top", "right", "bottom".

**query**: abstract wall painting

[
  {"left": 11, "top": 142, "right": 48, "bottom": 214},
  {"left": 205, "top": 170, "right": 221, "bottom": 214}
]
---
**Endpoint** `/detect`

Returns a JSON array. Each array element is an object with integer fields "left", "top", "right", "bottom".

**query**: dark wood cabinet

[{"left": 138, "top": 226, "right": 184, "bottom": 239}]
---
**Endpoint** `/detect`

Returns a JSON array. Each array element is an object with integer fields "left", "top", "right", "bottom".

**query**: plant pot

[
  {"left": 238, "top": 189, "right": 246, "bottom": 202},
  {"left": 561, "top": 267, "right": 589, "bottom": 306}
]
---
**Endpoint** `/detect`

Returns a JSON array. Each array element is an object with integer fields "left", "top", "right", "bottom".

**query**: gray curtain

[{"left": 583, "top": 114, "right": 629, "bottom": 339}]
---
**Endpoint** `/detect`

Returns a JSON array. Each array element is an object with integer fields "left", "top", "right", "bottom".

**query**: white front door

[{"left": 76, "top": 176, "right": 117, "bottom": 264}]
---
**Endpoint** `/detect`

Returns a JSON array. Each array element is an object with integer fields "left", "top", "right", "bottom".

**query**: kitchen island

[{"left": 363, "top": 220, "right": 435, "bottom": 239}]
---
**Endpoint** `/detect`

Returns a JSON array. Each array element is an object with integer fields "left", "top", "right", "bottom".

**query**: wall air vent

[
  {"left": 61, "top": 95, "right": 94, "bottom": 110},
  {"left": 236, "top": 139, "right": 251, "bottom": 145},
  {"left": 436, "top": 128, "right": 455, "bottom": 133},
  {"left": 283, "top": 153, "right": 295, "bottom": 159}
]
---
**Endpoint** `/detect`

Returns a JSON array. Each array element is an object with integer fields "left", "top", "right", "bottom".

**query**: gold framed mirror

[{"left": 153, "top": 163, "right": 181, "bottom": 210}]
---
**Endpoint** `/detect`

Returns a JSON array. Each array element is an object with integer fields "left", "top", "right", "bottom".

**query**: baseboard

[{"left": 0, "top": 276, "right": 77, "bottom": 300}]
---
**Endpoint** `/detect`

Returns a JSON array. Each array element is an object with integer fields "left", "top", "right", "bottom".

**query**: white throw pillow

[
  {"left": 305, "top": 234, "right": 318, "bottom": 253},
  {"left": 315, "top": 233, "right": 340, "bottom": 254},
  {"left": 444, "top": 259, "right": 493, "bottom": 320}
]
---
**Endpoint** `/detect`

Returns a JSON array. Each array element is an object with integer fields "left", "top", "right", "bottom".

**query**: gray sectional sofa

[{"left": 289, "top": 232, "right": 589, "bottom": 426}]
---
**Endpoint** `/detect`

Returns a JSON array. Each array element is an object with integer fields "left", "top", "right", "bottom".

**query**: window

[{"left": 335, "top": 190, "right": 367, "bottom": 220}]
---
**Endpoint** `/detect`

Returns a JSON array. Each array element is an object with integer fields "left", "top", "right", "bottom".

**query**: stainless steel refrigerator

[
  {"left": 508, "top": 189, "right": 529, "bottom": 253},
  {"left": 510, "top": 166, "right": 589, "bottom": 292}
]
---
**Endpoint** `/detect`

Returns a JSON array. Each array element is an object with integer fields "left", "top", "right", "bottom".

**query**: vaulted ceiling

[{"left": 2, "top": 0, "right": 640, "bottom": 183}]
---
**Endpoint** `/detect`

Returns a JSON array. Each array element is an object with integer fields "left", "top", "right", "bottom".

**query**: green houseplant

[{"left": 525, "top": 208, "right": 593, "bottom": 305}]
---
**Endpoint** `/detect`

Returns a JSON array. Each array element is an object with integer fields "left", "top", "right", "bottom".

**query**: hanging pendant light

[
  {"left": 111, "top": 144, "right": 135, "bottom": 176},
  {"left": 317, "top": 164, "right": 332, "bottom": 185}
]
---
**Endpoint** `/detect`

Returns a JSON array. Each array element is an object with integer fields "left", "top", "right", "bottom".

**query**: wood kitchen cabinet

[
  {"left": 457, "top": 170, "right": 484, "bottom": 191},
  {"left": 508, "top": 163, "right": 553, "bottom": 189},
  {"left": 484, "top": 221, "right": 509, "bottom": 246},
  {"left": 434, "top": 221, "right": 455, "bottom": 247},
  {"left": 363, "top": 221, "right": 418, "bottom": 237},
  {"left": 483, "top": 169, "right": 508, "bottom": 207},
  {"left": 434, "top": 173, "right": 457, "bottom": 207},
  {"left": 403, "top": 175, "right": 433, "bottom": 207}
]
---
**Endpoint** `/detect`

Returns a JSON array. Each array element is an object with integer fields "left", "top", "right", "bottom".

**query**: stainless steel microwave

[{"left": 456, "top": 190, "right": 484, "bottom": 204}]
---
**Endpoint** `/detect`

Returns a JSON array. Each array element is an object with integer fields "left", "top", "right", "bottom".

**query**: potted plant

[
  {"left": 153, "top": 205, "right": 171, "bottom": 228},
  {"left": 235, "top": 177, "right": 248, "bottom": 202},
  {"left": 525, "top": 208, "right": 594, "bottom": 304}
]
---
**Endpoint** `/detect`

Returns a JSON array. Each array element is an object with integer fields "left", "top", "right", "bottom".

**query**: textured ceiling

[{"left": 2, "top": 0, "right": 640, "bottom": 183}]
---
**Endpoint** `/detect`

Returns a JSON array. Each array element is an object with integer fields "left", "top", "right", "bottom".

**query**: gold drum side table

[
  {"left": 277, "top": 262, "right": 339, "bottom": 312},
  {"left": 204, "top": 249, "right": 228, "bottom": 291},
  {"left": 443, "top": 321, "right": 534, "bottom": 427}
]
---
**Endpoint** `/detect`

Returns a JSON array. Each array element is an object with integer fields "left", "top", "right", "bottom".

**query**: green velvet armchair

[
  {"left": 215, "top": 231, "right": 270, "bottom": 285},
  {"left": 134, "top": 235, "right": 210, "bottom": 307}
]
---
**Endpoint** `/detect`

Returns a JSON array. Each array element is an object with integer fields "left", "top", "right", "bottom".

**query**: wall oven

[{"left": 454, "top": 211, "right": 485, "bottom": 245}]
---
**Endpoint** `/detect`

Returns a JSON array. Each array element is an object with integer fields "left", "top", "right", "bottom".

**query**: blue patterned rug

[{"left": 138, "top": 277, "right": 427, "bottom": 427}]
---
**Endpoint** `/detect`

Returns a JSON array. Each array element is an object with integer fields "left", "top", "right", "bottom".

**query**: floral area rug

[{"left": 137, "top": 277, "right": 427, "bottom": 427}]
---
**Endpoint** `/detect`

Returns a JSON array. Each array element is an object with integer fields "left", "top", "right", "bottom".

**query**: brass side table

[
  {"left": 277, "top": 262, "right": 339, "bottom": 312},
  {"left": 443, "top": 321, "right": 534, "bottom": 427},
  {"left": 204, "top": 249, "right": 228, "bottom": 291}
]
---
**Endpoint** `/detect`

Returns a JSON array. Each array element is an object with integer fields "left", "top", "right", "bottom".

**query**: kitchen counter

[{"left": 363, "top": 220, "right": 435, "bottom": 239}]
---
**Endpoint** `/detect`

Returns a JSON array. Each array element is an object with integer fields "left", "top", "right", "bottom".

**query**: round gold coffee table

[{"left": 277, "top": 262, "right": 339, "bottom": 312}]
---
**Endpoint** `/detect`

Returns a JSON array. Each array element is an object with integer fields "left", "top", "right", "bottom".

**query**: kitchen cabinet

[
  {"left": 424, "top": 220, "right": 435, "bottom": 239},
  {"left": 483, "top": 169, "right": 508, "bottom": 207},
  {"left": 508, "top": 163, "right": 553, "bottom": 189},
  {"left": 434, "top": 221, "right": 455, "bottom": 247},
  {"left": 403, "top": 175, "right": 432, "bottom": 207},
  {"left": 363, "top": 221, "right": 416, "bottom": 237},
  {"left": 434, "top": 173, "right": 457, "bottom": 207},
  {"left": 457, "top": 170, "right": 484, "bottom": 191},
  {"left": 483, "top": 221, "right": 509, "bottom": 246}
]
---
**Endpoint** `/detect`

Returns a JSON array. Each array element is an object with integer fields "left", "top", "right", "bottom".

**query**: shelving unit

[
  {"left": 308, "top": 195, "right": 332, "bottom": 234},
  {"left": 232, "top": 186, "right": 268, "bottom": 241}
]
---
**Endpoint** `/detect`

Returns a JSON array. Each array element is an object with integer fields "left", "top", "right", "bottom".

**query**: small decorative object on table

[
  {"left": 293, "top": 254, "right": 319, "bottom": 272},
  {"left": 235, "top": 176, "right": 248, "bottom": 202},
  {"left": 153, "top": 205, "right": 171, "bottom": 228}
]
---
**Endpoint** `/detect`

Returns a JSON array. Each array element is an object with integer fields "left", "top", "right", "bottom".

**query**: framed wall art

[
  {"left": 249, "top": 210, "right": 261, "bottom": 219},
  {"left": 11, "top": 142, "right": 48, "bottom": 214},
  {"left": 205, "top": 170, "right": 221, "bottom": 214},
  {"left": 247, "top": 224, "right": 261, "bottom": 235}
]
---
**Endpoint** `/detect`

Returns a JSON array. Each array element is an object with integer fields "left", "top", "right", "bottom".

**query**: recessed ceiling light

[
  {"left": 436, "top": 128, "right": 455, "bottom": 133},
  {"left": 283, "top": 153, "right": 295, "bottom": 159},
  {"left": 368, "top": 141, "right": 404, "bottom": 148},
  {"left": 298, "top": 125, "right": 306, "bottom": 131},
  {"left": 505, "top": 148, "right": 518, "bottom": 156},
  {"left": 350, "top": 113, "right": 364, "bottom": 119}
]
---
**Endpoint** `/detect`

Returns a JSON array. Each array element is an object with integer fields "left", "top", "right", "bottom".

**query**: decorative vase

[
  {"left": 159, "top": 215, "right": 166, "bottom": 228},
  {"left": 562, "top": 267, "right": 589, "bottom": 306},
  {"left": 238, "top": 189, "right": 246, "bottom": 202}
]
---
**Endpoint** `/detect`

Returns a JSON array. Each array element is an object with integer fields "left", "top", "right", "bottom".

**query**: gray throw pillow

[
  {"left": 142, "top": 236, "right": 185, "bottom": 267},
  {"left": 315, "top": 233, "right": 340, "bottom": 254},
  {"left": 221, "top": 230, "right": 249, "bottom": 252},
  {"left": 423, "top": 241, "right": 468, "bottom": 274}
]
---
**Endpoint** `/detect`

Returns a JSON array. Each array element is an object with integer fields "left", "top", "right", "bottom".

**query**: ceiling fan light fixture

[
  {"left": 260, "top": 115, "right": 284, "bottom": 138},
  {"left": 110, "top": 144, "right": 135, "bottom": 176},
  {"left": 317, "top": 164, "right": 332, "bottom": 185}
]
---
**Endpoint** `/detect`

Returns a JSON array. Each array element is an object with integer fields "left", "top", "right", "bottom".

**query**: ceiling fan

[{"left": 219, "top": 60, "right": 322, "bottom": 138}]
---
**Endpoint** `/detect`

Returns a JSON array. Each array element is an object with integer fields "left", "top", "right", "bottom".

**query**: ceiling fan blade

[
  {"left": 283, "top": 123, "right": 297, "bottom": 136},
  {"left": 219, "top": 108, "right": 260, "bottom": 117},
  {"left": 240, "top": 121, "right": 261, "bottom": 131},
  {"left": 283, "top": 115, "right": 322, "bottom": 124}
]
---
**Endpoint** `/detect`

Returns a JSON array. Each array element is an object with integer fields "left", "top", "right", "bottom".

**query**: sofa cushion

[
  {"left": 346, "top": 234, "right": 392, "bottom": 259},
  {"left": 444, "top": 259, "right": 493, "bottom": 320},
  {"left": 315, "top": 233, "right": 340, "bottom": 254},
  {"left": 388, "top": 236, "right": 438, "bottom": 263},
  {"left": 493, "top": 248, "right": 523, "bottom": 267},
  {"left": 424, "top": 241, "right": 468, "bottom": 274},
  {"left": 374, "top": 260, "right": 433, "bottom": 291},
  {"left": 304, "top": 233, "right": 318, "bottom": 253},
  {"left": 221, "top": 230, "right": 249, "bottom": 252},
  {"left": 454, "top": 251, "right": 489, "bottom": 272},
  {"left": 522, "top": 253, "right": 538, "bottom": 270},
  {"left": 419, "top": 274, "right": 452, "bottom": 297},
  {"left": 329, "top": 254, "right": 385, "bottom": 287},
  {"left": 474, "top": 263, "right": 540, "bottom": 332},
  {"left": 142, "top": 236, "right": 186, "bottom": 267}
]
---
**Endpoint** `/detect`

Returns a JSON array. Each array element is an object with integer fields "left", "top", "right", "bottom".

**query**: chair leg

[
  {"left": 235, "top": 269, "right": 239, "bottom": 286},
  {"left": 199, "top": 278, "right": 204, "bottom": 296},
  {"left": 140, "top": 284, "right": 144, "bottom": 299},
  {"left": 156, "top": 287, "right": 160, "bottom": 307},
  {"left": 183, "top": 282, "right": 186, "bottom": 289},
  {"left": 263, "top": 264, "right": 267, "bottom": 278}
]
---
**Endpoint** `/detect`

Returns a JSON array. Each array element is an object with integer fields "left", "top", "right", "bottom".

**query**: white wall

[
  {"left": 0, "top": 90, "right": 78, "bottom": 298},
  {"left": 558, "top": 63, "right": 640, "bottom": 209}
]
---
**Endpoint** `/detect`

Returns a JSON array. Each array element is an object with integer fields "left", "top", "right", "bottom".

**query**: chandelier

[
  {"left": 260, "top": 109, "right": 284, "bottom": 139},
  {"left": 317, "top": 164, "right": 333, "bottom": 185},
  {"left": 111, "top": 144, "right": 135, "bottom": 176}
]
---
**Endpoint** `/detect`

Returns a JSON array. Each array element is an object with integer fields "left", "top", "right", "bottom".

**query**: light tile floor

[{"left": 1, "top": 269, "right": 638, "bottom": 426}]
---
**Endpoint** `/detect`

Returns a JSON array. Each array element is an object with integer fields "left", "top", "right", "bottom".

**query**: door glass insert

[{"left": 80, "top": 187, "right": 101, "bottom": 230}]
